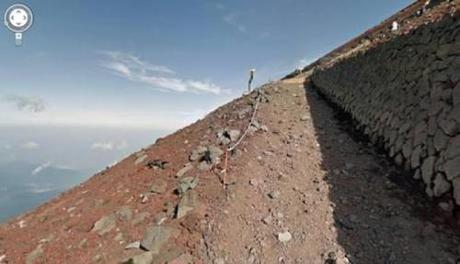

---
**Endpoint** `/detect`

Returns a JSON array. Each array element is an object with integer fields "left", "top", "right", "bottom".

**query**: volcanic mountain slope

[
  {"left": 0, "top": 81, "right": 459, "bottom": 264},
  {"left": 1, "top": 1, "right": 460, "bottom": 263}
]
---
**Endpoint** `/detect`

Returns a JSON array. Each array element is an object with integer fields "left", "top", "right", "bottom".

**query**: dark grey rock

[
  {"left": 268, "top": 190, "right": 280, "bottom": 199},
  {"left": 122, "top": 252, "right": 154, "bottom": 264},
  {"left": 433, "top": 173, "right": 451, "bottom": 197},
  {"left": 146, "top": 160, "right": 169, "bottom": 170},
  {"left": 176, "top": 190, "right": 199, "bottom": 219},
  {"left": 433, "top": 129, "right": 449, "bottom": 152},
  {"left": 125, "top": 241, "right": 141, "bottom": 250},
  {"left": 453, "top": 178, "right": 460, "bottom": 205},
  {"left": 421, "top": 156, "right": 436, "bottom": 185},
  {"left": 176, "top": 163, "right": 193, "bottom": 178},
  {"left": 189, "top": 146, "right": 207, "bottom": 161},
  {"left": 178, "top": 177, "right": 199, "bottom": 194},
  {"left": 116, "top": 207, "right": 133, "bottom": 222},
  {"left": 445, "top": 156, "right": 460, "bottom": 180},
  {"left": 150, "top": 180, "right": 168, "bottom": 194},
  {"left": 26, "top": 245, "right": 44, "bottom": 264},
  {"left": 446, "top": 135, "right": 460, "bottom": 159},
  {"left": 91, "top": 214, "right": 116, "bottom": 236},
  {"left": 140, "top": 226, "right": 176, "bottom": 253}
]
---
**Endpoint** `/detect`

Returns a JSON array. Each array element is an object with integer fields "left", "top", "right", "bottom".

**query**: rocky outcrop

[{"left": 311, "top": 13, "right": 460, "bottom": 205}]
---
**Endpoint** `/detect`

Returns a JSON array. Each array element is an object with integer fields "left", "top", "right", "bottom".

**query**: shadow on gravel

[{"left": 302, "top": 80, "right": 459, "bottom": 263}]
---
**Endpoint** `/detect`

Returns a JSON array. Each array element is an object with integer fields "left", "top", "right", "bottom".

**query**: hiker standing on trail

[{"left": 248, "top": 69, "right": 255, "bottom": 92}]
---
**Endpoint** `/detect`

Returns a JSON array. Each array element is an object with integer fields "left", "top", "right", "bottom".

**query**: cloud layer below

[{"left": 3, "top": 95, "right": 46, "bottom": 113}]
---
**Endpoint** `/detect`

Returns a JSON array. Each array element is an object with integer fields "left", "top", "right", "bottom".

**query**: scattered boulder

[
  {"left": 91, "top": 214, "right": 117, "bottom": 236},
  {"left": 249, "top": 120, "right": 261, "bottom": 133},
  {"left": 93, "top": 254, "right": 103, "bottom": 263},
  {"left": 132, "top": 212, "right": 151, "bottom": 226},
  {"left": 237, "top": 107, "right": 252, "bottom": 119},
  {"left": 122, "top": 252, "right": 154, "bottom": 264},
  {"left": 114, "top": 233, "right": 124, "bottom": 242},
  {"left": 190, "top": 145, "right": 224, "bottom": 171},
  {"left": 18, "top": 220, "right": 26, "bottom": 228},
  {"left": 178, "top": 177, "right": 199, "bottom": 194},
  {"left": 324, "top": 252, "right": 337, "bottom": 264},
  {"left": 146, "top": 160, "right": 169, "bottom": 170},
  {"left": 176, "top": 163, "right": 194, "bottom": 178},
  {"left": 214, "top": 257, "right": 226, "bottom": 264},
  {"left": 176, "top": 190, "right": 199, "bottom": 219},
  {"left": 135, "top": 151, "right": 148, "bottom": 166},
  {"left": 150, "top": 180, "right": 168, "bottom": 194},
  {"left": 140, "top": 226, "right": 177, "bottom": 253},
  {"left": 268, "top": 190, "right": 280, "bottom": 199},
  {"left": 125, "top": 241, "right": 141, "bottom": 250},
  {"left": 189, "top": 146, "right": 208, "bottom": 161},
  {"left": 278, "top": 231, "right": 292, "bottom": 243},
  {"left": 217, "top": 129, "right": 241, "bottom": 145},
  {"left": 78, "top": 239, "right": 88, "bottom": 249},
  {"left": 140, "top": 193, "right": 151, "bottom": 204},
  {"left": 116, "top": 207, "right": 133, "bottom": 222},
  {"left": 154, "top": 212, "right": 168, "bottom": 225},
  {"left": 262, "top": 215, "right": 272, "bottom": 225},
  {"left": 228, "top": 130, "right": 241, "bottom": 141},
  {"left": 248, "top": 120, "right": 268, "bottom": 133},
  {"left": 198, "top": 161, "right": 212, "bottom": 171},
  {"left": 208, "top": 145, "right": 224, "bottom": 161},
  {"left": 25, "top": 245, "right": 44, "bottom": 264}
]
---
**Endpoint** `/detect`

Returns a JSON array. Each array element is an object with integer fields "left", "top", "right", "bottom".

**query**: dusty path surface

[
  {"left": 202, "top": 82, "right": 460, "bottom": 264},
  {"left": 0, "top": 82, "right": 459, "bottom": 264}
]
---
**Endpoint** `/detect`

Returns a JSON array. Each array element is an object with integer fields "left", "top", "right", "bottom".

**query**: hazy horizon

[{"left": 0, "top": 124, "right": 169, "bottom": 222}]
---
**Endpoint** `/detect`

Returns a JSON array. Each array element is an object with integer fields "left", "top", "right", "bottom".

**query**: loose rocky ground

[{"left": 0, "top": 81, "right": 458, "bottom": 264}]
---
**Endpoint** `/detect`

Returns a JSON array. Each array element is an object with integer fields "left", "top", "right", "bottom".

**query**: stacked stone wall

[{"left": 311, "top": 15, "right": 460, "bottom": 207}]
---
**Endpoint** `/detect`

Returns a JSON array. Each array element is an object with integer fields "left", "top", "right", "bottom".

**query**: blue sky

[{"left": 0, "top": 0, "right": 412, "bottom": 129}]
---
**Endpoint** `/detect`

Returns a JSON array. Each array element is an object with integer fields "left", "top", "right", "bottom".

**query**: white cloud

[
  {"left": 3, "top": 95, "right": 46, "bottom": 113},
  {"left": 20, "top": 141, "right": 40, "bottom": 150},
  {"left": 91, "top": 140, "right": 129, "bottom": 151},
  {"left": 223, "top": 13, "right": 247, "bottom": 33},
  {"left": 100, "top": 51, "right": 223, "bottom": 94},
  {"left": 32, "top": 161, "right": 52, "bottom": 175}
]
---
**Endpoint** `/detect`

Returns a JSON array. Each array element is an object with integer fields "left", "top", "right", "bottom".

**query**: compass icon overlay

[{"left": 4, "top": 4, "right": 33, "bottom": 33}]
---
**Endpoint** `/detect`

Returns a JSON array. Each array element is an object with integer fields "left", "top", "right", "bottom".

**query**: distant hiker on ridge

[{"left": 391, "top": 21, "right": 399, "bottom": 32}]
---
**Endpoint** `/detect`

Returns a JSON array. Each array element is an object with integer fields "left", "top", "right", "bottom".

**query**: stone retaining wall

[{"left": 311, "top": 14, "right": 460, "bottom": 208}]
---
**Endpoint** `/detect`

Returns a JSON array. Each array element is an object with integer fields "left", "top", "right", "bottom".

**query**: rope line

[{"left": 222, "top": 90, "right": 263, "bottom": 186}]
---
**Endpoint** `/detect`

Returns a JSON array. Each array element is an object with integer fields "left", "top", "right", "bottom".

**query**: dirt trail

[{"left": 203, "top": 82, "right": 459, "bottom": 264}]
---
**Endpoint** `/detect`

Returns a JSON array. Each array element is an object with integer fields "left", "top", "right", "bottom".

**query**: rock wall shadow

[{"left": 303, "top": 80, "right": 460, "bottom": 263}]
